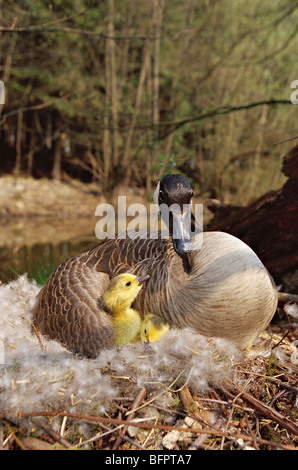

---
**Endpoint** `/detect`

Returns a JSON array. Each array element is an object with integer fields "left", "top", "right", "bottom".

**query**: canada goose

[
  {"left": 102, "top": 273, "right": 148, "bottom": 345},
  {"left": 33, "top": 174, "right": 278, "bottom": 357},
  {"left": 102, "top": 272, "right": 170, "bottom": 345},
  {"left": 140, "top": 313, "right": 170, "bottom": 344}
]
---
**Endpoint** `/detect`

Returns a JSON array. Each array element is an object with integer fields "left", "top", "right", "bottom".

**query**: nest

[{"left": 0, "top": 276, "right": 297, "bottom": 450}]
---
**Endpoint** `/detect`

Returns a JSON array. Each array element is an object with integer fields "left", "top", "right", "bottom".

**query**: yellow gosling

[
  {"left": 140, "top": 313, "right": 170, "bottom": 343},
  {"left": 103, "top": 273, "right": 149, "bottom": 346}
]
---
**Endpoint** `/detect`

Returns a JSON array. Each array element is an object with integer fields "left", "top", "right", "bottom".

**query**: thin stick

[
  {"left": 112, "top": 387, "right": 146, "bottom": 450},
  {"left": 76, "top": 419, "right": 146, "bottom": 450},
  {"left": 2, "top": 410, "right": 296, "bottom": 450},
  {"left": 229, "top": 384, "right": 298, "bottom": 437},
  {"left": 236, "top": 368, "right": 298, "bottom": 394},
  {"left": 273, "top": 136, "right": 298, "bottom": 146},
  {"left": 220, "top": 380, "right": 251, "bottom": 450},
  {"left": 125, "top": 368, "right": 188, "bottom": 417},
  {"left": 2, "top": 421, "right": 27, "bottom": 450},
  {"left": 4, "top": 410, "right": 242, "bottom": 436},
  {"left": 35, "top": 420, "right": 72, "bottom": 449},
  {"left": 272, "top": 306, "right": 292, "bottom": 350},
  {"left": 31, "top": 324, "right": 44, "bottom": 350}
]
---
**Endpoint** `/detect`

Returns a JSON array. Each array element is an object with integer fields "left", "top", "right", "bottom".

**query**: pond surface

[
  {"left": 0, "top": 211, "right": 152, "bottom": 284},
  {"left": 0, "top": 217, "right": 98, "bottom": 284}
]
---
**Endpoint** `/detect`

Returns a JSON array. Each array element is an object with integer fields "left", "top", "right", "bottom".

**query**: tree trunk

[
  {"left": 14, "top": 110, "right": 23, "bottom": 177},
  {"left": 52, "top": 134, "right": 62, "bottom": 180},
  {"left": 122, "top": 39, "right": 151, "bottom": 184},
  {"left": 107, "top": 0, "right": 119, "bottom": 169},
  {"left": 164, "top": 0, "right": 195, "bottom": 164},
  {"left": 151, "top": 0, "right": 163, "bottom": 172},
  {"left": 207, "top": 144, "right": 298, "bottom": 281},
  {"left": 146, "top": 40, "right": 153, "bottom": 198},
  {"left": 103, "top": 26, "right": 112, "bottom": 191},
  {"left": 27, "top": 113, "right": 36, "bottom": 176}
]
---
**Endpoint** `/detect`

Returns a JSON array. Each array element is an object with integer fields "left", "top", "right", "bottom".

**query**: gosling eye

[
  {"left": 125, "top": 281, "right": 131, "bottom": 287},
  {"left": 143, "top": 328, "right": 147, "bottom": 335}
]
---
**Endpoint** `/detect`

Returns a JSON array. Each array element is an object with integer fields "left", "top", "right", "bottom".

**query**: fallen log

[{"left": 207, "top": 144, "right": 298, "bottom": 282}]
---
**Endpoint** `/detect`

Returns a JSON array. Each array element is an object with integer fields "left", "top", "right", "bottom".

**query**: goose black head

[{"left": 154, "top": 174, "right": 199, "bottom": 259}]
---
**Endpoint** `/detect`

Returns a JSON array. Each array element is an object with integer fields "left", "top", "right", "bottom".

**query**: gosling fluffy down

[
  {"left": 141, "top": 313, "right": 170, "bottom": 343},
  {"left": 102, "top": 273, "right": 169, "bottom": 345}
]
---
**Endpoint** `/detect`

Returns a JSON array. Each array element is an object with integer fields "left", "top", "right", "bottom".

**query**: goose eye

[{"left": 125, "top": 281, "right": 131, "bottom": 286}]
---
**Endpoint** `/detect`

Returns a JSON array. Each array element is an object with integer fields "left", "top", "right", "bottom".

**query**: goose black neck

[{"left": 158, "top": 174, "right": 196, "bottom": 259}]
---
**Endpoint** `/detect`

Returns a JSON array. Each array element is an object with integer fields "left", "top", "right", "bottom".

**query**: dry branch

[
  {"left": 112, "top": 386, "right": 147, "bottom": 450},
  {"left": 227, "top": 383, "right": 298, "bottom": 437},
  {"left": 1, "top": 408, "right": 296, "bottom": 450},
  {"left": 34, "top": 419, "right": 72, "bottom": 449}
]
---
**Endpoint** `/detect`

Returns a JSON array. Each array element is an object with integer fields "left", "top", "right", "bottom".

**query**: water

[
  {"left": 0, "top": 217, "right": 98, "bottom": 284},
  {"left": 0, "top": 211, "right": 164, "bottom": 284}
]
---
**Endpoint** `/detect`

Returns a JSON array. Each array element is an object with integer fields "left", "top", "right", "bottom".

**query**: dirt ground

[{"left": 0, "top": 176, "right": 105, "bottom": 218}]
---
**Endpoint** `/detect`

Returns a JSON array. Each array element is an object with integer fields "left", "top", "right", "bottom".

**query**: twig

[
  {"left": 142, "top": 417, "right": 158, "bottom": 448},
  {"left": 2, "top": 411, "right": 296, "bottom": 450},
  {"left": 228, "top": 383, "right": 298, "bottom": 437},
  {"left": 2, "top": 420, "right": 27, "bottom": 450},
  {"left": 33, "top": 419, "right": 72, "bottom": 449},
  {"left": 188, "top": 433, "right": 209, "bottom": 450},
  {"left": 112, "top": 387, "right": 146, "bottom": 450},
  {"left": 245, "top": 417, "right": 259, "bottom": 450},
  {"left": 0, "top": 410, "right": 250, "bottom": 437},
  {"left": 220, "top": 380, "right": 252, "bottom": 450},
  {"left": 125, "top": 368, "right": 188, "bottom": 417},
  {"left": 178, "top": 385, "right": 219, "bottom": 431},
  {"left": 273, "top": 303, "right": 293, "bottom": 350},
  {"left": 72, "top": 421, "right": 146, "bottom": 450},
  {"left": 236, "top": 368, "right": 298, "bottom": 394},
  {"left": 160, "top": 99, "right": 292, "bottom": 138},
  {"left": 31, "top": 324, "right": 44, "bottom": 350},
  {"left": 273, "top": 136, "right": 298, "bottom": 146},
  {"left": 178, "top": 385, "right": 222, "bottom": 450},
  {"left": 178, "top": 385, "right": 196, "bottom": 413},
  {"left": 265, "top": 377, "right": 298, "bottom": 394},
  {"left": 75, "top": 414, "right": 146, "bottom": 450}
]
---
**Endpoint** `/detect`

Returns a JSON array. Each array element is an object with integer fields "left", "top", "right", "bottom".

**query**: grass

[{"left": 9, "top": 260, "right": 56, "bottom": 286}]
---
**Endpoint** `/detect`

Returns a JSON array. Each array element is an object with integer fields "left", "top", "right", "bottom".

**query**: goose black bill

[
  {"left": 171, "top": 204, "right": 193, "bottom": 259},
  {"left": 136, "top": 274, "right": 150, "bottom": 286}
]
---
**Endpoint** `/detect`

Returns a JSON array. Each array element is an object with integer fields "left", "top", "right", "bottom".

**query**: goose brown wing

[
  {"left": 83, "top": 234, "right": 168, "bottom": 274},
  {"left": 33, "top": 255, "right": 115, "bottom": 357}
]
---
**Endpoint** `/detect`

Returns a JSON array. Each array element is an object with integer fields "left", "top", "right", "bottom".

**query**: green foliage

[
  {"left": 9, "top": 261, "right": 56, "bottom": 286},
  {"left": 151, "top": 153, "right": 177, "bottom": 175},
  {"left": 265, "top": 355, "right": 279, "bottom": 377},
  {"left": 1, "top": 0, "right": 297, "bottom": 202},
  {"left": 28, "top": 261, "right": 56, "bottom": 285}
]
